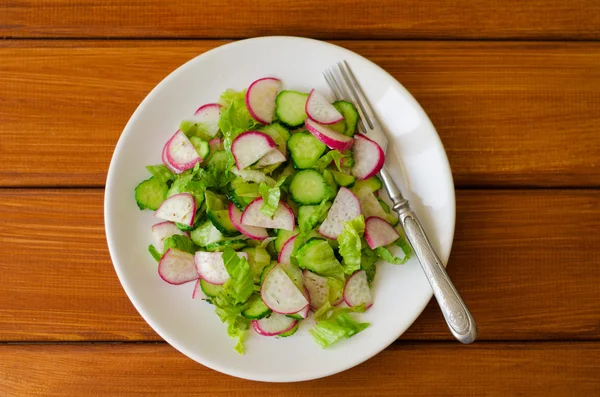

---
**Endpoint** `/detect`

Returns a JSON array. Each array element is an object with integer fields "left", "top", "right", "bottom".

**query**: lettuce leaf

[
  {"left": 299, "top": 199, "right": 332, "bottom": 236},
  {"left": 258, "top": 176, "right": 287, "bottom": 218},
  {"left": 312, "top": 150, "right": 350, "bottom": 172},
  {"left": 217, "top": 89, "right": 260, "bottom": 150},
  {"left": 222, "top": 247, "right": 254, "bottom": 304},
  {"left": 296, "top": 239, "right": 345, "bottom": 281},
  {"left": 146, "top": 164, "right": 174, "bottom": 184},
  {"left": 374, "top": 246, "right": 410, "bottom": 265},
  {"left": 212, "top": 290, "right": 250, "bottom": 354},
  {"left": 148, "top": 244, "right": 162, "bottom": 261},
  {"left": 337, "top": 215, "right": 365, "bottom": 275},
  {"left": 360, "top": 246, "right": 378, "bottom": 283},
  {"left": 162, "top": 235, "right": 197, "bottom": 254},
  {"left": 310, "top": 303, "right": 369, "bottom": 348}
]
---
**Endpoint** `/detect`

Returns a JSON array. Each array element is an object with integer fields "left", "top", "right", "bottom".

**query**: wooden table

[{"left": 1, "top": 1, "right": 599, "bottom": 395}]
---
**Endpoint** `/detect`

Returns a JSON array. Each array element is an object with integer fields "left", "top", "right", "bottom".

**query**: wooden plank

[
  {"left": 1, "top": 41, "right": 599, "bottom": 187},
  {"left": 1, "top": 1, "right": 599, "bottom": 40},
  {"left": 1, "top": 189, "right": 599, "bottom": 341},
  {"left": 0, "top": 342, "right": 598, "bottom": 396}
]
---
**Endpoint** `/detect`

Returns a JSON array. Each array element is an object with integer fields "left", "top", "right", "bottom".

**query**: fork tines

[{"left": 323, "top": 60, "right": 376, "bottom": 133}]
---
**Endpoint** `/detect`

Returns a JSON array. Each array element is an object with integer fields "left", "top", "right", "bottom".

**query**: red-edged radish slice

[
  {"left": 208, "top": 138, "right": 224, "bottom": 152},
  {"left": 318, "top": 187, "right": 362, "bottom": 239},
  {"left": 194, "top": 251, "right": 249, "bottom": 285},
  {"left": 192, "top": 279, "right": 208, "bottom": 300},
  {"left": 352, "top": 133, "right": 385, "bottom": 180},
  {"left": 245, "top": 77, "right": 281, "bottom": 124},
  {"left": 305, "top": 118, "right": 354, "bottom": 152},
  {"left": 165, "top": 130, "right": 202, "bottom": 172},
  {"left": 252, "top": 313, "right": 297, "bottom": 336},
  {"left": 152, "top": 221, "right": 189, "bottom": 252},
  {"left": 364, "top": 216, "right": 400, "bottom": 249},
  {"left": 261, "top": 266, "right": 309, "bottom": 314},
  {"left": 289, "top": 287, "right": 311, "bottom": 319},
  {"left": 277, "top": 235, "right": 298, "bottom": 265},
  {"left": 155, "top": 193, "right": 196, "bottom": 226},
  {"left": 256, "top": 148, "right": 286, "bottom": 167},
  {"left": 231, "top": 131, "right": 277, "bottom": 170},
  {"left": 193, "top": 103, "right": 222, "bottom": 138},
  {"left": 306, "top": 89, "right": 344, "bottom": 125},
  {"left": 303, "top": 270, "right": 329, "bottom": 310},
  {"left": 228, "top": 203, "right": 269, "bottom": 241},
  {"left": 344, "top": 270, "right": 373, "bottom": 308},
  {"left": 158, "top": 249, "right": 198, "bottom": 285},
  {"left": 241, "top": 198, "right": 295, "bottom": 231},
  {"left": 162, "top": 141, "right": 183, "bottom": 173}
]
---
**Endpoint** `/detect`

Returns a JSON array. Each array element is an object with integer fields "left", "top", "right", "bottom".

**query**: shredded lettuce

[
  {"left": 146, "top": 164, "right": 174, "bottom": 184},
  {"left": 148, "top": 244, "right": 162, "bottom": 261},
  {"left": 296, "top": 239, "right": 345, "bottom": 281},
  {"left": 258, "top": 176, "right": 287, "bottom": 218},
  {"left": 360, "top": 246, "right": 378, "bottom": 283},
  {"left": 222, "top": 247, "right": 254, "bottom": 304},
  {"left": 212, "top": 291, "right": 250, "bottom": 354},
  {"left": 162, "top": 235, "right": 197, "bottom": 255},
  {"left": 395, "top": 235, "right": 412, "bottom": 258},
  {"left": 299, "top": 199, "right": 331, "bottom": 236},
  {"left": 218, "top": 89, "right": 260, "bottom": 150},
  {"left": 310, "top": 303, "right": 369, "bottom": 348},
  {"left": 312, "top": 150, "right": 350, "bottom": 173},
  {"left": 375, "top": 246, "right": 410, "bottom": 265},
  {"left": 231, "top": 167, "right": 276, "bottom": 186},
  {"left": 337, "top": 215, "right": 365, "bottom": 275}
]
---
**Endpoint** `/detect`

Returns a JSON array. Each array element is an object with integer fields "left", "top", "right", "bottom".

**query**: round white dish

[{"left": 104, "top": 36, "right": 455, "bottom": 382}]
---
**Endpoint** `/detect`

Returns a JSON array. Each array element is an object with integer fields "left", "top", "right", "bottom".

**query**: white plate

[{"left": 105, "top": 36, "right": 455, "bottom": 382}]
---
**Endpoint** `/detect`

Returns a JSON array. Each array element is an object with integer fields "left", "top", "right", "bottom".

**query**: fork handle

[{"left": 380, "top": 170, "right": 477, "bottom": 344}]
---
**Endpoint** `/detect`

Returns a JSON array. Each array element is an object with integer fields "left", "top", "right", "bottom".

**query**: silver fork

[{"left": 324, "top": 61, "right": 477, "bottom": 344}]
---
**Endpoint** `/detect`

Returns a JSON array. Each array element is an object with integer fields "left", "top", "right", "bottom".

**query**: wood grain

[
  {"left": 1, "top": 1, "right": 599, "bottom": 40},
  {"left": 0, "top": 343, "right": 598, "bottom": 396},
  {"left": 1, "top": 189, "right": 599, "bottom": 341},
  {"left": 1, "top": 41, "right": 599, "bottom": 187}
]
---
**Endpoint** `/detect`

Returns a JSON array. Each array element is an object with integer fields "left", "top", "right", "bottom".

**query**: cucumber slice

[
  {"left": 190, "top": 220, "right": 224, "bottom": 247},
  {"left": 189, "top": 136, "right": 210, "bottom": 159},
  {"left": 204, "top": 191, "right": 226, "bottom": 211},
  {"left": 351, "top": 175, "right": 383, "bottom": 198},
  {"left": 275, "top": 90, "right": 309, "bottom": 128},
  {"left": 330, "top": 170, "right": 356, "bottom": 187},
  {"left": 200, "top": 279, "right": 223, "bottom": 298},
  {"left": 289, "top": 169, "right": 332, "bottom": 205},
  {"left": 298, "top": 202, "right": 332, "bottom": 232},
  {"left": 278, "top": 322, "right": 300, "bottom": 337},
  {"left": 296, "top": 238, "right": 342, "bottom": 278},
  {"left": 287, "top": 132, "right": 327, "bottom": 169},
  {"left": 205, "top": 239, "right": 247, "bottom": 252},
  {"left": 134, "top": 176, "right": 167, "bottom": 211},
  {"left": 275, "top": 228, "right": 299, "bottom": 253},
  {"left": 242, "top": 294, "right": 272, "bottom": 320},
  {"left": 208, "top": 209, "right": 239, "bottom": 237},
  {"left": 333, "top": 100, "right": 359, "bottom": 137},
  {"left": 329, "top": 119, "right": 346, "bottom": 134},
  {"left": 260, "top": 263, "right": 276, "bottom": 285}
]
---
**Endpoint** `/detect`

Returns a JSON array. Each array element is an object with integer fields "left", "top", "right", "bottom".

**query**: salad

[{"left": 134, "top": 77, "right": 411, "bottom": 353}]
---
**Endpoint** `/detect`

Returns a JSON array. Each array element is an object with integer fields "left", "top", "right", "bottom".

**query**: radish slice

[
  {"left": 318, "top": 187, "right": 362, "bottom": 239},
  {"left": 241, "top": 198, "right": 295, "bottom": 231},
  {"left": 261, "top": 266, "right": 309, "bottom": 314},
  {"left": 162, "top": 141, "right": 183, "bottom": 173},
  {"left": 194, "top": 251, "right": 249, "bottom": 285},
  {"left": 245, "top": 77, "right": 281, "bottom": 124},
  {"left": 256, "top": 148, "right": 286, "bottom": 167},
  {"left": 289, "top": 287, "right": 310, "bottom": 319},
  {"left": 365, "top": 216, "right": 400, "bottom": 249},
  {"left": 352, "top": 133, "right": 385, "bottom": 180},
  {"left": 158, "top": 249, "right": 198, "bottom": 285},
  {"left": 193, "top": 103, "right": 222, "bottom": 138},
  {"left": 303, "top": 270, "right": 329, "bottom": 310},
  {"left": 151, "top": 221, "right": 189, "bottom": 252},
  {"left": 252, "top": 313, "right": 297, "bottom": 336},
  {"left": 306, "top": 89, "right": 344, "bottom": 125},
  {"left": 277, "top": 235, "right": 298, "bottom": 265},
  {"left": 165, "top": 130, "right": 202, "bottom": 172},
  {"left": 208, "top": 138, "right": 224, "bottom": 152},
  {"left": 155, "top": 193, "right": 196, "bottom": 226},
  {"left": 305, "top": 118, "right": 354, "bottom": 152},
  {"left": 344, "top": 270, "right": 373, "bottom": 308},
  {"left": 228, "top": 203, "right": 269, "bottom": 241},
  {"left": 192, "top": 279, "right": 208, "bottom": 300},
  {"left": 231, "top": 131, "right": 277, "bottom": 170}
]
